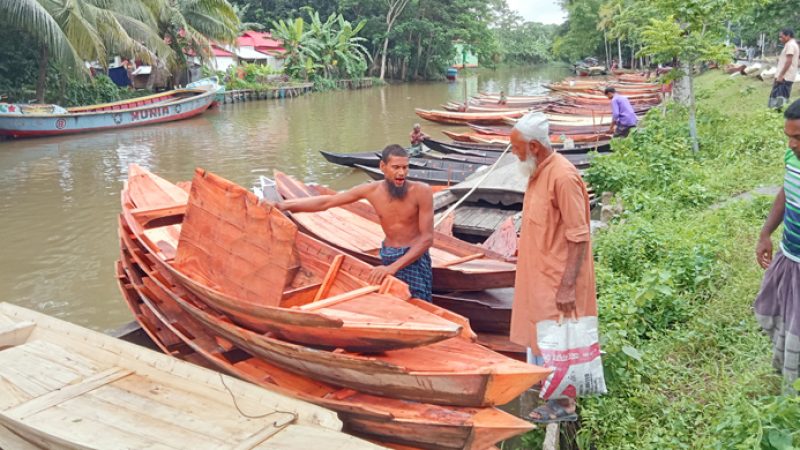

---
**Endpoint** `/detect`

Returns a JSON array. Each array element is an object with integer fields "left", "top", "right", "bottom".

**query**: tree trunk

[
  {"left": 36, "top": 46, "right": 49, "bottom": 103},
  {"left": 604, "top": 33, "right": 609, "bottom": 68},
  {"left": 617, "top": 39, "right": 622, "bottom": 68},
  {"left": 413, "top": 34, "right": 423, "bottom": 79},
  {"left": 379, "top": 33, "right": 391, "bottom": 80},
  {"left": 630, "top": 45, "right": 635, "bottom": 70},
  {"left": 686, "top": 67, "right": 699, "bottom": 153}
]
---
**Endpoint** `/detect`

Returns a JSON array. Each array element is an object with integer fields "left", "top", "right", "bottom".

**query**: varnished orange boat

[
  {"left": 116, "top": 244, "right": 535, "bottom": 449},
  {"left": 121, "top": 164, "right": 462, "bottom": 352},
  {"left": 442, "top": 130, "right": 609, "bottom": 145},
  {"left": 415, "top": 108, "right": 529, "bottom": 125},
  {"left": 274, "top": 172, "right": 518, "bottom": 292}
]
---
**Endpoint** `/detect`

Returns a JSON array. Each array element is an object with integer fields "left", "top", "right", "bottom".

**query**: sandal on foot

[{"left": 528, "top": 400, "right": 578, "bottom": 424}]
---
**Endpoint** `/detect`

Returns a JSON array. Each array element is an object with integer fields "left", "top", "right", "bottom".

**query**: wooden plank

[
  {"left": 0, "top": 405, "right": 172, "bottom": 450},
  {"left": 251, "top": 424, "right": 387, "bottom": 450},
  {"left": 0, "top": 321, "right": 35, "bottom": 348},
  {"left": 131, "top": 203, "right": 186, "bottom": 224},
  {"left": 0, "top": 422, "right": 40, "bottom": 450},
  {"left": 300, "top": 285, "right": 380, "bottom": 311},
  {"left": 232, "top": 412, "right": 295, "bottom": 450},
  {"left": 314, "top": 255, "right": 344, "bottom": 301},
  {"left": 3, "top": 367, "right": 133, "bottom": 420},
  {"left": 434, "top": 252, "right": 484, "bottom": 268}
]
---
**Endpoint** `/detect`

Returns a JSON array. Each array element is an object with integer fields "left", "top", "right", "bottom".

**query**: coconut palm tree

[
  {"left": 2, "top": 0, "right": 172, "bottom": 102},
  {"left": 141, "top": 0, "right": 239, "bottom": 86}
]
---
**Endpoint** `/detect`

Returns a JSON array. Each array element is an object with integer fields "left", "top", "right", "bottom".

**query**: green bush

[
  {"left": 59, "top": 75, "right": 146, "bottom": 107},
  {"left": 518, "top": 72, "right": 796, "bottom": 449}
]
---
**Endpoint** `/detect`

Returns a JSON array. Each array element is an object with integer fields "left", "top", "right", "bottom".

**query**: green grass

[{"left": 516, "top": 70, "right": 800, "bottom": 449}]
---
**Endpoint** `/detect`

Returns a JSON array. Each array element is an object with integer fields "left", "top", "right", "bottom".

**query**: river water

[{"left": 0, "top": 65, "right": 570, "bottom": 331}]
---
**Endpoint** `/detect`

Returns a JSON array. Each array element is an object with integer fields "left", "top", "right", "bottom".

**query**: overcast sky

[{"left": 508, "top": 0, "right": 566, "bottom": 25}]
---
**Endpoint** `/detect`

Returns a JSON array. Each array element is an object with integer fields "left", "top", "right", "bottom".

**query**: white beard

[{"left": 517, "top": 154, "right": 538, "bottom": 178}]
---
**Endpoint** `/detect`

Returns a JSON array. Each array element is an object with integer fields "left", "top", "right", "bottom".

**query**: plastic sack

[{"left": 536, "top": 315, "right": 607, "bottom": 400}]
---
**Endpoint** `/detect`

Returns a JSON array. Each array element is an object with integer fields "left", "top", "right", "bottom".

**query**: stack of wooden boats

[
  {"left": 415, "top": 76, "right": 662, "bottom": 145},
  {"left": 117, "top": 164, "right": 552, "bottom": 449}
]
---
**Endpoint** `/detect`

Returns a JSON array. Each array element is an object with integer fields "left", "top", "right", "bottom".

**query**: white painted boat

[
  {"left": 0, "top": 302, "right": 383, "bottom": 450},
  {"left": 0, "top": 85, "right": 215, "bottom": 139}
]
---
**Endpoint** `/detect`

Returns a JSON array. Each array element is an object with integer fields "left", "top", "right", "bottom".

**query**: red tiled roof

[
  {"left": 211, "top": 45, "right": 234, "bottom": 57},
  {"left": 237, "top": 31, "right": 285, "bottom": 53}
]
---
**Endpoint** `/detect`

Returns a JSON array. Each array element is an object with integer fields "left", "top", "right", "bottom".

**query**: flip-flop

[{"left": 528, "top": 400, "right": 578, "bottom": 424}]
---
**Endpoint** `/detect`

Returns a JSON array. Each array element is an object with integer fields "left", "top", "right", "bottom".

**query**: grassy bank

[{"left": 519, "top": 70, "right": 800, "bottom": 449}]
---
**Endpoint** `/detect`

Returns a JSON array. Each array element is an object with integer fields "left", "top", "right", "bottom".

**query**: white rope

[{"left": 433, "top": 143, "right": 512, "bottom": 228}]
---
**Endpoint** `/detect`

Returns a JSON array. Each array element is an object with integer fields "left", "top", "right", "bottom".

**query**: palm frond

[{"left": 0, "top": 0, "right": 82, "bottom": 70}]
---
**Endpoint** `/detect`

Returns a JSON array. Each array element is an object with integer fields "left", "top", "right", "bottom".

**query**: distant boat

[
  {"left": 446, "top": 67, "right": 458, "bottom": 81},
  {"left": 186, "top": 76, "right": 226, "bottom": 104},
  {"left": 0, "top": 84, "right": 216, "bottom": 138}
]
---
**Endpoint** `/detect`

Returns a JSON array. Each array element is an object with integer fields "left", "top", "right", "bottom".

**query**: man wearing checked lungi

[
  {"left": 276, "top": 144, "right": 434, "bottom": 301},
  {"left": 755, "top": 98, "right": 800, "bottom": 390}
]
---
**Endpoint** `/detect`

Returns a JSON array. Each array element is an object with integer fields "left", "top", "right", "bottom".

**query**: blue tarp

[{"left": 108, "top": 66, "right": 131, "bottom": 87}]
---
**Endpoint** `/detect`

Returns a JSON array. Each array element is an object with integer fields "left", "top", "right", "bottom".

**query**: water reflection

[{"left": 0, "top": 65, "right": 570, "bottom": 330}]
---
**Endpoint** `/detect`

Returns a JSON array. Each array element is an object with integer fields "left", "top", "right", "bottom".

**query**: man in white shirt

[{"left": 769, "top": 28, "right": 799, "bottom": 109}]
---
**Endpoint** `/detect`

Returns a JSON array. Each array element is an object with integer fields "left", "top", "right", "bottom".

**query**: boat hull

[
  {"left": 117, "top": 243, "right": 535, "bottom": 449},
  {"left": 0, "top": 89, "right": 214, "bottom": 138}
]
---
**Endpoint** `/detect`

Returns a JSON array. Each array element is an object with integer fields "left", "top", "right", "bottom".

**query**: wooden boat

[
  {"left": 273, "top": 173, "right": 518, "bottom": 292},
  {"left": 0, "top": 86, "right": 216, "bottom": 138},
  {"left": 442, "top": 130, "right": 509, "bottom": 144},
  {"left": 320, "top": 150, "right": 486, "bottom": 172},
  {"left": 424, "top": 137, "right": 506, "bottom": 152},
  {"left": 0, "top": 302, "right": 380, "bottom": 450},
  {"left": 432, "top": 289, "right": 513, "bottom": 335},
  {"left": 442, "top": 130, "right": 610, "bottom": 145},
  {"left": 119, "top": 217, "right": 546, "bottom": 407},
  {"left": 415, "top": 108, "right": 529, "bottom": 125},
  {"left": 121, "top": 164, "right": 463, "bottom": 352},
  {"left": 355, "top": 164, "right": 473, "bottom": 185},
  {"left": 116, "top": 246, "right": 536, "bottom": 449}
]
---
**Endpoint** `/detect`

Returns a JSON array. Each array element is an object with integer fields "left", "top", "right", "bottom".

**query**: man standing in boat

[
  {"left": 276, "top": 145, "right": 434, "bottom": 301},
  {"left": 604, "top": 87, "right": 638, "bottom": 138},
  {"left": 509, "top": 112, "right": 598, "bottom": 423}
]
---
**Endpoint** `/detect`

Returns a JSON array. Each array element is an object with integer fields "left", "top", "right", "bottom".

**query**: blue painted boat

[
  {"left": 446, "top": 68, "right": 458, "bottom": 81},
  {"left": 0, "top": 85, "right": 215, "bottom": 139},
  {"left": 186, "top": 76, "right": 225, "bottom": 104}
]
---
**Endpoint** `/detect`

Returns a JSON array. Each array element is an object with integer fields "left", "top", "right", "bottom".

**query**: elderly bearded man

[{"left": 509, "top": 112, "right": 598, "bottom": 423}]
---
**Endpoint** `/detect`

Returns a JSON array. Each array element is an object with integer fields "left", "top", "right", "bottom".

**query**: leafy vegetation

[
  {"left": 271, "top": 10, "right": 369, "bottom": 82},
  {"left": 0, "top": 0, "right": 239, "bottom": 103},
  {"left": 517, "top": 70, "right": 799, "bottom": 449}
]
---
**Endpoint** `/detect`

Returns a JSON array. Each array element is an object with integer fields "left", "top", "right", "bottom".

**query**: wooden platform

[{"left": 0, "top": 302, "right": 383, "bottom": 450}]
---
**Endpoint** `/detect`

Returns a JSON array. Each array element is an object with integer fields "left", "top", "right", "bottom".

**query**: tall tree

[
  {"left": 379, "top": 0, "right": 411, "bottom": 80},
  {"left": 3, "top": 0, "right": 170, "bottom": 102},
  {"left": 639, "top": 0, "right": 761, "bottom": 152}
]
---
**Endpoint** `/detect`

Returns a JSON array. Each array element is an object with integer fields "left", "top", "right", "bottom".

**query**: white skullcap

[{"left": 513, "top": 111, "right": 551, "bottom": 147}]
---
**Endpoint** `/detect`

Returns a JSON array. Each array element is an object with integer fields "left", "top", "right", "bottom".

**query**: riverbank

[{"left": 521, "top": 70, "right": 798, "bottom": 449}]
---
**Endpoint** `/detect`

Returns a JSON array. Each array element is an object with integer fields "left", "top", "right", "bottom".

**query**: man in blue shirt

[{"left": 604, "top": 87, "right": 638, "bottom": 137}]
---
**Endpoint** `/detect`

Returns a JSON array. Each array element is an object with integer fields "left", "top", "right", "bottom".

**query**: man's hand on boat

[{"left": 368, "top": 264, "right": 396, "bottom": 284}]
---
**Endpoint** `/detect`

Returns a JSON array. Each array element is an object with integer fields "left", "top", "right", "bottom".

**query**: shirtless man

[
  {"left": 409, "top": 123, "right": 428, "bottom": 157},
  {"left": 276, "top": 144, "right": 435, "bottom": 301}
]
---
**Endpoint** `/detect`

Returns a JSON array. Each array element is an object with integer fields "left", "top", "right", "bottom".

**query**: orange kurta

[{"left": 510, "top": 152, "right": 597, "bottom": 354}]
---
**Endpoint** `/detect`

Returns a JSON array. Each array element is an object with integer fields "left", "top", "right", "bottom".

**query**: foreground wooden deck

[{"left": 0, "top": 302, "right": 382, "bottom": 450}]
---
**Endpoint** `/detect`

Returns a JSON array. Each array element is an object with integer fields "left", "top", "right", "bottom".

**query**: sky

[{"left": 507, "top": 0, "right": 566, "bottom": 25}]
